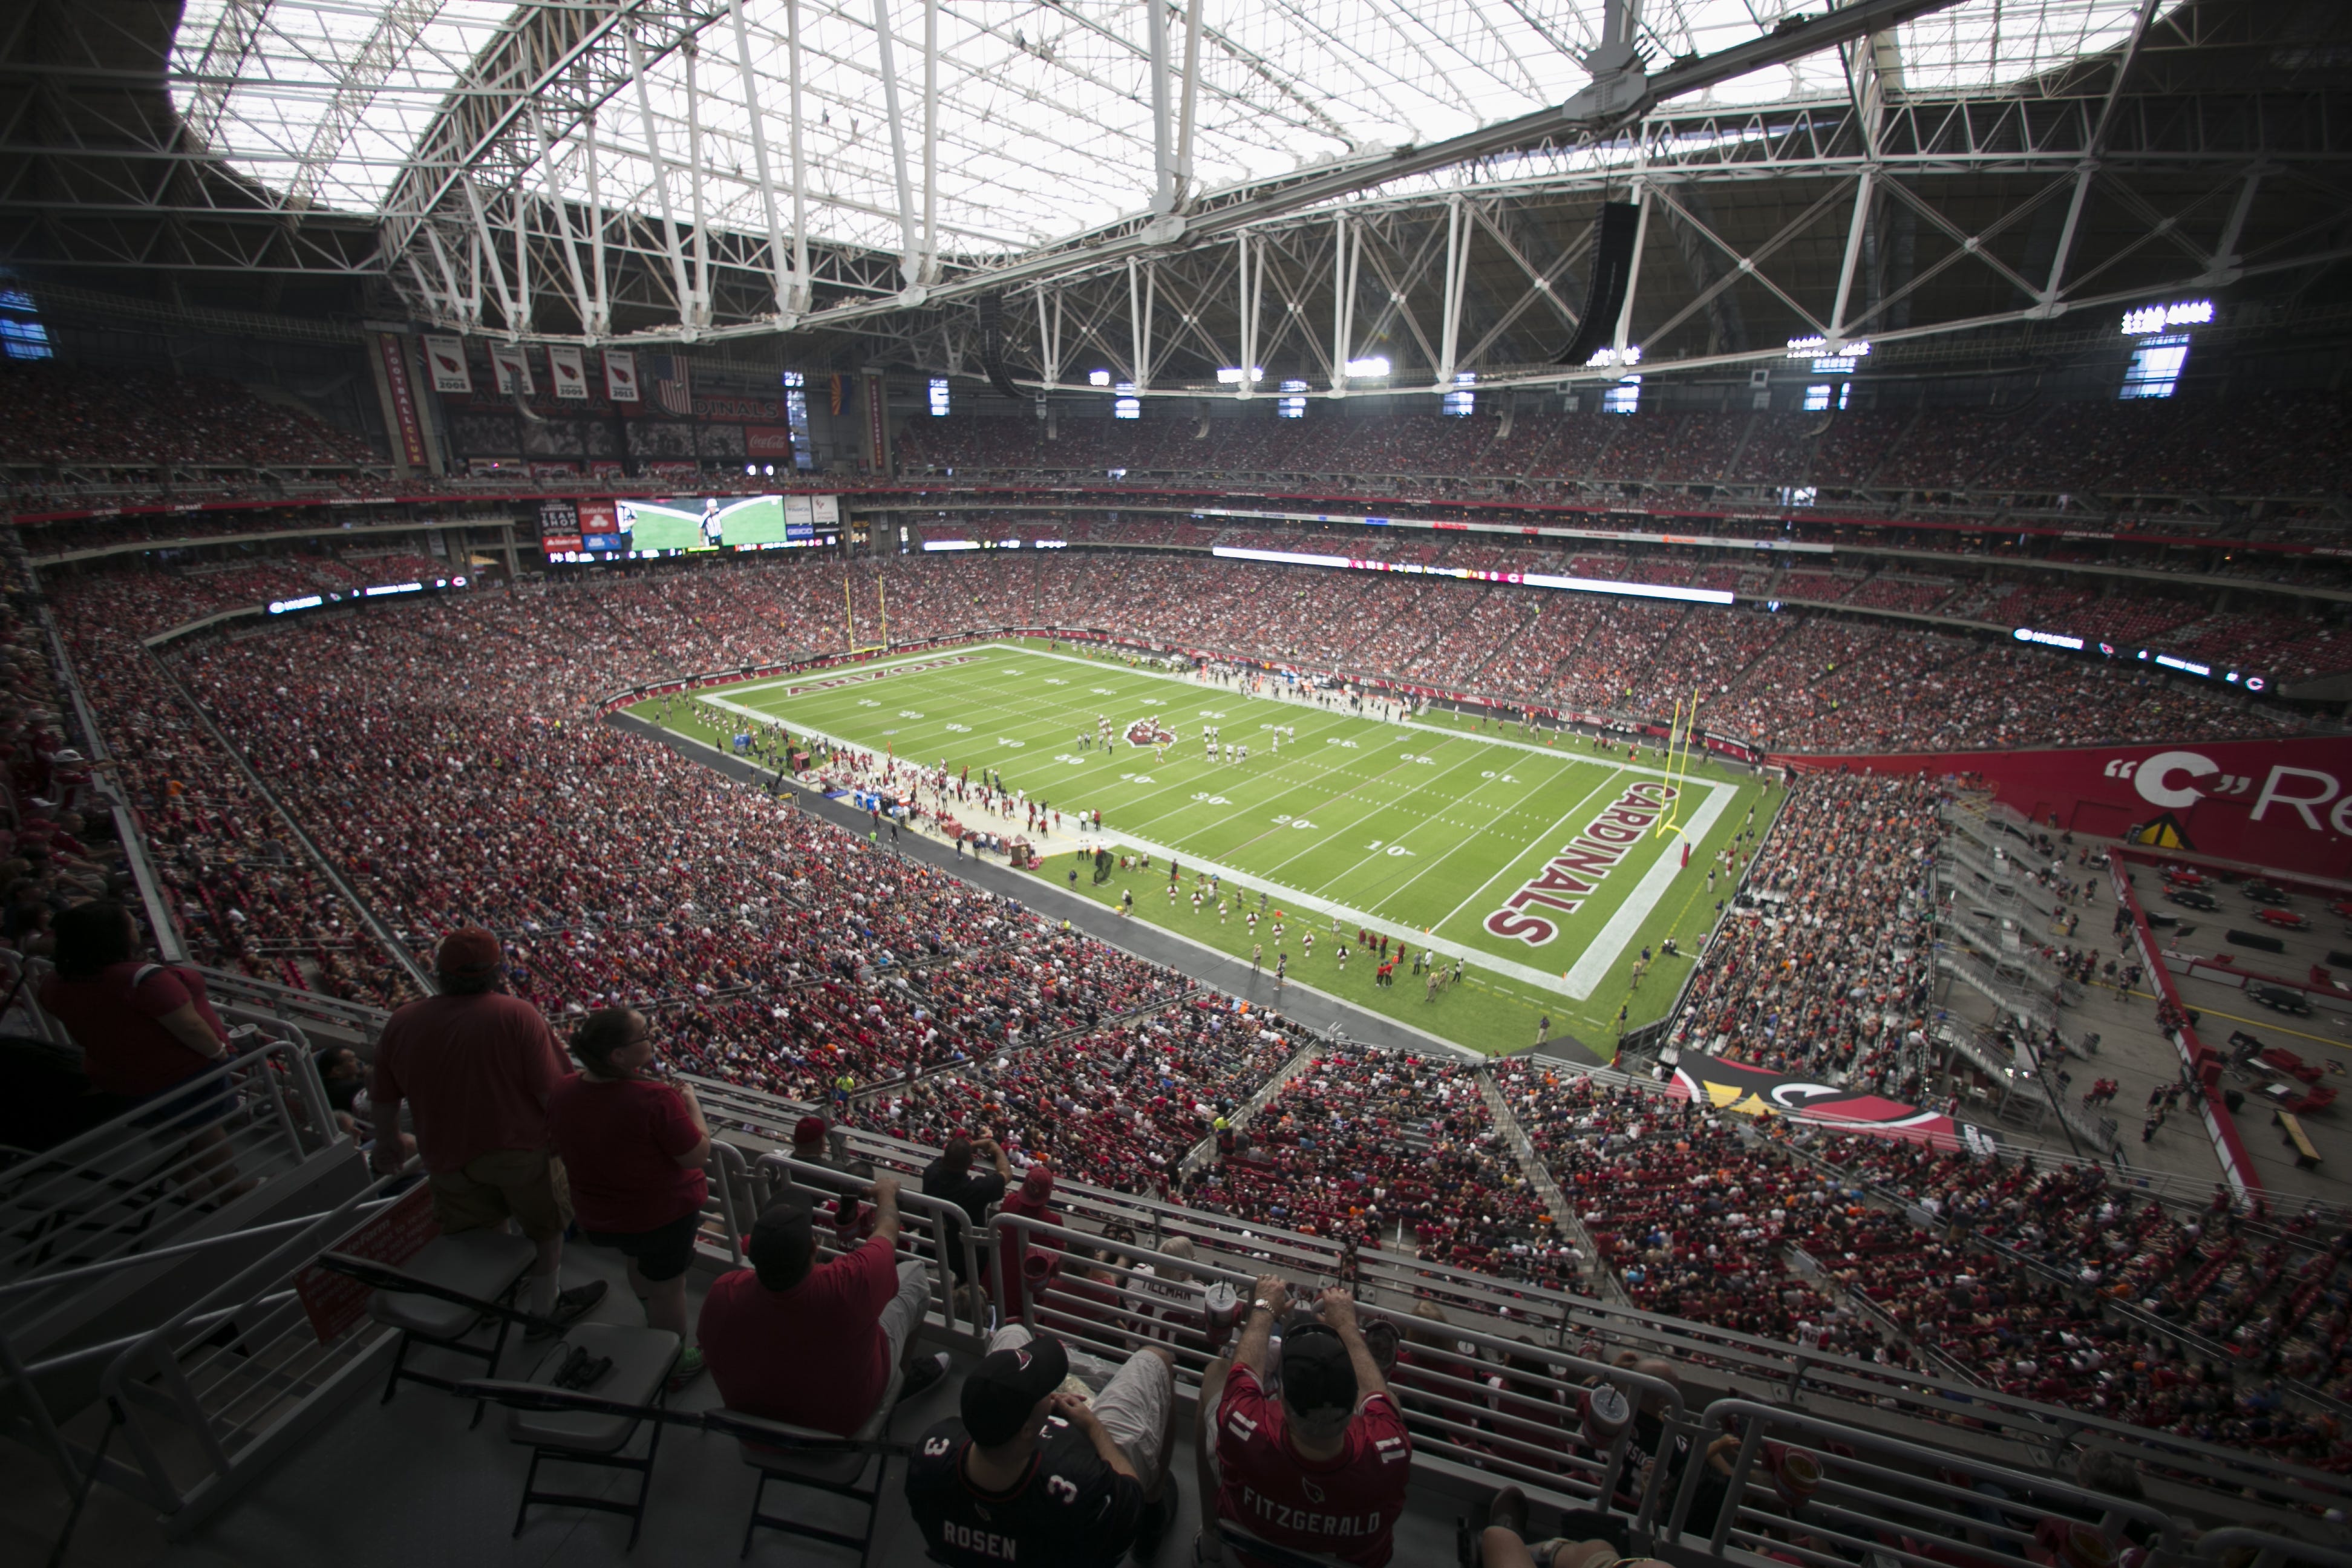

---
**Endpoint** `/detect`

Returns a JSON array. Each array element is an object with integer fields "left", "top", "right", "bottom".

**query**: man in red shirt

[
  {"left": 1198, "top": 1278, "right": 1411, "bottom": 1566},
  {"left": 368, "top": 927, "right": 604, "bottom": 1333},
  {"left": 698, "top": 1178, "right": 947, "bottom": 1435}
]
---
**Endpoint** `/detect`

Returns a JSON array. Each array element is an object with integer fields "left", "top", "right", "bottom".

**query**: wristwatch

[{"left": 1250, "top": 1298, "right": 1276, "bottom": 1316}]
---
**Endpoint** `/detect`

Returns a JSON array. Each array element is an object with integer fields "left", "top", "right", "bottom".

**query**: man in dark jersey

[
  {"left": 1198, "top": 1277, "right": 1410, "bottom": 1566},
  {"left": 905, "top": 1328, "right": 1175, "bottom": 1565}
]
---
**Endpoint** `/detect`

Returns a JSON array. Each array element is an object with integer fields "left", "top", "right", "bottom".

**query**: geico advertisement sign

[{"left": 2106, "top": 748, "right": 2352, "bottom": 835}]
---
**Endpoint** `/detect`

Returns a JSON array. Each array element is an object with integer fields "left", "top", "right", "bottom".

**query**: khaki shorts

[
  {"left": 429, "top": 1148, "right": 571, "bottom": 1243},
  {"left": 991, "top": 1324, "right": 1171, "bottom": 1481}
]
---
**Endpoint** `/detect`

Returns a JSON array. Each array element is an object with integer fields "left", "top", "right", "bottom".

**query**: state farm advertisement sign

[{"left": 1776, "top": 736, "right": 2352, "bottom": 879}]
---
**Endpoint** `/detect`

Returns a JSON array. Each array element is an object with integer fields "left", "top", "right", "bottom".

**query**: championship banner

[
  {"left": 1669, "top": 1052, "right": 1975, "bottom": 1151},
  {"left": 604, "top": 348, "right": 640, "bottom": 402},
  {"left": 488, "top": 342, "right": 535, "bottom": 395},
  {"left": 420, "top": 333, "right": 472, "bottom": 394},
  {"left": 547, "top": 344, "right": 589, "bottom": 400},
  {"left": 374, "top": 333, "right": 428, "bottom": 469},
  {"left": 863, "top": 370, "right": 889, "bottom": 471}
]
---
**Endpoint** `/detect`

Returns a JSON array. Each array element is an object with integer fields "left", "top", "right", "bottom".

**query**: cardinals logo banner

[
  {"left": 547, "top": 344, "right": 589, "bottom": 400},
  {"left": 1669, "top": 1052, "right": 1982, "bottom": 1152},
  {"left": 489, "top": 342, "right": 534, "bottom": 396},
  {"left": 420, "top": 335, "right": 472, "bottom": 394},
  {"left": 604, "top": 348, "right": 639, "bottom": 402}
]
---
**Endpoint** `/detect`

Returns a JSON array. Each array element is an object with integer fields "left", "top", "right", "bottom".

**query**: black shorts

[
  {"left": 580, "top": 1209, "right": 703, "bottom": 1283},
  {"left": 131, "top": 1071, "right": 238, "bottom": 1134}
]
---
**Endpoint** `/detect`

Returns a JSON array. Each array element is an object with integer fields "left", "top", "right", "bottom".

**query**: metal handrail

[
  {"left": 1, "top": 1038, "right": 341, "bottom": 1313},
  {"left": 985, "top": 1210, "right": 1687, "bottom": 1525}
]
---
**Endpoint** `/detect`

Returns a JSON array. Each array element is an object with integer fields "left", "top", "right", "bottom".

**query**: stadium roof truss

[{"left": 2, "top": 1, "right": 2348, "bottom": 388}]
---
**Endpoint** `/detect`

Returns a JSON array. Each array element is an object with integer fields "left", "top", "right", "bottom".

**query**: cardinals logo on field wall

[{"left": 1126, "top": 719, "right": 1176, "bottom": 748}]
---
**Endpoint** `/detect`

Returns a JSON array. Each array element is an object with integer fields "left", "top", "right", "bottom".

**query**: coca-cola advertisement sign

[{"left": 1777, "top": 736, "right": 2352, "bottom": 879}]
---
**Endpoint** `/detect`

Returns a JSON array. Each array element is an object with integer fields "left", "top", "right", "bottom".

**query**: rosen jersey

[
  {"left": 1214, "top": 1366, "right": 1411, "bottom": 1566},
  {"left": 905, "top": 1414, "right": 1142, "bottom": 1566}
]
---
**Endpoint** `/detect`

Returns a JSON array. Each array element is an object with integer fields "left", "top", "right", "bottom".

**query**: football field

[{"left": 638, "top": 639, "right": 1780, "bottom": 1056}]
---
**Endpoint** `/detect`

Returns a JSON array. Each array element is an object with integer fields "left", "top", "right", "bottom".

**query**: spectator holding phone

[
  {"left": 547, "top": 1007, "right": 713, "bottom": 1390},
  {"left": 1198, "top": 1277, "right": 1411, "bottom": 1566}
]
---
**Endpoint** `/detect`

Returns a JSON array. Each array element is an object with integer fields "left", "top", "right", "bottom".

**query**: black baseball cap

[
  {"left": 962, "top": 1333, "right": 1070, "bottom": 1445},
  {"left": 1280, "top": 1324, "right": 1358, "bottom": 1418},
  {"left": 747, "top": 1197, "right": 815, "bottom": 1290}
]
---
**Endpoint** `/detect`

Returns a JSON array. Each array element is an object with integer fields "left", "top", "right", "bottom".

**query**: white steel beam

[
  {"left": 727, "top": 0, "right": 795, "bottom": 322},
  {"left": 460, "top": 175, "right": 518, "bottom": 332},
  {"left": 1611, "top": 182, "right": 1650, "bottom": 361},
  {"left": 2206, "top": 165, "right": 2262, "bottom": 283},
  {"left": 626, "top": 27, "right": 695, "bottom": 325},
  {"left": 785, "top": 0, "right": 811, "bottom": 312},
  {"left": 869, "top": 0, "right": 920, "bottom": 287},
  {"left": 1147, "top": 0, "right": 1175, "bottom": 215},
  {"left": 582, "top": 107, "right": 611, "bottom": 338},
  {"left": 527, "top": 105, "right": 595, "bottom": 338},
  {"left": 1826, "top": 169, "right": 1873, "bottom": 347},
  {"left": 1438, "top": 195, "right": 1468, "bottom": 381},
  {"left": 2039, "top": 0, "right": 2161, "bottom": 312},
  {"left": 511, "top": 186, "right": 532, "bottom": 335},
  {"left": 921, "top": 0, "right": 939, "bottom": 281},
  {"left": 1175, "top": 0, "right": 1204, "bottom": 208},
  {"left": 684, "top": 42, "right": 710, "bottom": 328}
]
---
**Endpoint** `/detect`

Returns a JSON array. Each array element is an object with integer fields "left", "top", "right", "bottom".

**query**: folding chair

[
  {"left": 455, "top": 1324, "right": 682, "bottom": 1552},
  {"left": 702, "top": 1362, "right": 907, "bottom": 1566},
  {"left": 316, "top": 1236, "right": 538, "bottom": 1426}
]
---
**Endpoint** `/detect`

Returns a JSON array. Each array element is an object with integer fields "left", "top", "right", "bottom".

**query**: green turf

[{"left": 633, "top": 637, "right": 1782, "bottom": 1056}]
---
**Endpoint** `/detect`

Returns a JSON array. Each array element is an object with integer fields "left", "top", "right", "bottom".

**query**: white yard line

[
  {"left": 1560, "top": 783, "right": 1735, "bottom": 999},
  {"left": 1427, "top": 767, "right": 1631, "bottom": 935},
  {"left": 685, "top": 644, "right": 1740, "bottom": 1005}
]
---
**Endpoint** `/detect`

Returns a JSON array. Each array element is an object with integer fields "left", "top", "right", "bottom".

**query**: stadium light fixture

[
  {"left": 1342, "top": 356, "right": 1391, "bottom": 379},
  {"left": 1215, "top": 366, "right": 1265, "bottom": 384},
  {"left": 2120, "top": 299, "right": 2212, "bottom": 335},
  {"left": 1088, "top": 368, "right": 1112, "bottom": 386},
  {"left": 1786, "top": 336, "right": 1869, "bottom": 358},
  {"left": 1586, "top": 345, "right": 1641, "bottom": 368}
]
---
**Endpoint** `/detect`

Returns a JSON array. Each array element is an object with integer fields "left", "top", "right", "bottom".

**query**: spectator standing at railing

[
  {"left": 699, "top": 1183, "right": 947, "bottom": 1434},
  {"left": 923, "top": 1134, "right": 1012, "bottom": 1300},
  {"left": 1198, "top": 1277, "right": 1411, "bottom": 1566},
  {"left": 39, "top": 900, "right": 249, "bottom": 1198},
  {"left": 368, "top": 926, "right": 607, "bottom": 1337},
  {"left": 547, "top": 1007, "right": 713, "bottom": 1392}
]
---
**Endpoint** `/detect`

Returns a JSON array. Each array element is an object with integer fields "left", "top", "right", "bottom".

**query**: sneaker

[
  {"left": 1191, "top": 1529, "right": 1225, "bottom": 1566},
  {"left": 666, "top": 1346, "right": 706, "bottom": 1394},
  {"left": 1488, "top": 1483, "right": 1530, "bottom": 1539},
  {"left": 525, "top": 1279, "right": 611, "bottom": 1341},
  {"left": 897, "top": 1351, "right": 950, "bottom": 1403},
  {"left": 1131, "top": 1489, "right": 1175, "bottom": 1561}
]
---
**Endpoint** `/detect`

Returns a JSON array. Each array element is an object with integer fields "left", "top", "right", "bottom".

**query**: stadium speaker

[
  {"left": 1550, "top": 201, "right": 1642, "bottom": 367},
  {"left": 978, "top": 296, "right": 1025, "bottom": 402}
]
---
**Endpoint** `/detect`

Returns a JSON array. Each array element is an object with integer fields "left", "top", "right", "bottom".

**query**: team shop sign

[{"left": 1486, "top": 781, "right": 1676, "bottom": 945}]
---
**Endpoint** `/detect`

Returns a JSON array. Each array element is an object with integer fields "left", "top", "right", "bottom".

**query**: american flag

[{"left": 645, "top": 353, "right": 693, "bottom": 417}]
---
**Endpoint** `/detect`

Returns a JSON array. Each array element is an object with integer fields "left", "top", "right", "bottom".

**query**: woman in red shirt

[
  {"left": 38, "top": 901, "right": 248, "bottom": 1197},
  {"left": 547, "top": 1007, "right": 713, "bottom": 1391}
]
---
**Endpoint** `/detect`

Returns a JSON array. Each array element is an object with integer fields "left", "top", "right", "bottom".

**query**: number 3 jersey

[{"left": 905, "top": 1414, "right": 1143, "bottom": 1566}]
